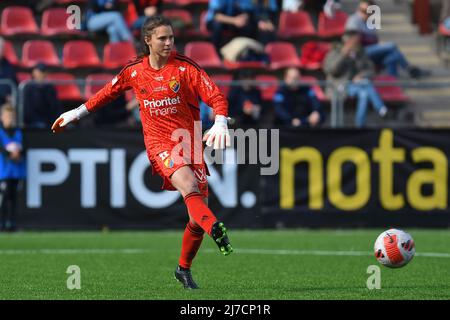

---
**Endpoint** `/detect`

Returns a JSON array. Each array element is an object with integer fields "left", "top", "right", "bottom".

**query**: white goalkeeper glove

[
  {"left": 203, "top": 115, "right": 231, "bottom": 149},
  {"left": 51, "top": 104, "right": 89, "bottom": 133}
]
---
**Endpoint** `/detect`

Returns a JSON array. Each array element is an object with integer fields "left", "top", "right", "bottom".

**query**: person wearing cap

[{"left": 23, "top": 63, "right": 62, "bottom": 129}]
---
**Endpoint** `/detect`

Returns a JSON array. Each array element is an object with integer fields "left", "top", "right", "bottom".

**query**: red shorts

[{"left": 149, "top": 150, "right": 209, "bottom": 198}]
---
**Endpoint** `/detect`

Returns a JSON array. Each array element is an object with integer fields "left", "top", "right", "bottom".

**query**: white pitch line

[
  {"left": 204, "top": 248, "right": 450, "bottom": 259},
  {"left": 0, "top": 248, "right": 449, "bottom": 258}
]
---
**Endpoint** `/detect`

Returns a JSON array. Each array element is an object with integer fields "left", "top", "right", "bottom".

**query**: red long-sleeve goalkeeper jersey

[{"left": 84, "top": 51, "right": 228, "bottom": 162}]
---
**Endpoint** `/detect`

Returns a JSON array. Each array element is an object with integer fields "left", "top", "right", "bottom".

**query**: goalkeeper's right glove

[{"left": 51, "top": 104, "right": 89, "bottom": 133}]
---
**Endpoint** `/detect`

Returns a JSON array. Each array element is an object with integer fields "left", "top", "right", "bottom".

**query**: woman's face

[
  {"left": 145, "top": 25, "right": 174, "bottom": 58},
  {"left": 1, "top": 111, "right": 15, "bottom": 128}
]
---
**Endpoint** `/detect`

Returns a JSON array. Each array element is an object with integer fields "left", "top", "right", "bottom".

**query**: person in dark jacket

[
  {"left": 0, "top": 37, "right": 18, "bottom": 106},
  {"left": 130, "top": 0, "right": 162, "bottom": 34},
  {"left": 228, "top": 70, "right": 263, "bottom": 125},
  {"left": 23, "top": 63, "right": 62, "bottom": 128},
  {"left": 0, "top": 103, "right": 25, "bottom": 232},
  {"left": 273, "top": 67, "right": 324, "bottom": 127}
]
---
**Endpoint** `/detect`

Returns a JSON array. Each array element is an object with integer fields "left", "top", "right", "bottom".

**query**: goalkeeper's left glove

[{"left": 203, "top": 115, "right": 231, "bottom": 150}]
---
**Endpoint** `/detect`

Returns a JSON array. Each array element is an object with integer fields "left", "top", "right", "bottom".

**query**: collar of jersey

[{"left": 143, "top": 52, "right": 176, "bottom": 72}]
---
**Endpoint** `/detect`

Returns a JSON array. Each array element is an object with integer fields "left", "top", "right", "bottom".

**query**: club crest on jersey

[
  {"left": 169, "top": 79, "right": 180, "bottom": 93},
  {"left": 164, "top": 158, "right": 174, "bottom": 168}
]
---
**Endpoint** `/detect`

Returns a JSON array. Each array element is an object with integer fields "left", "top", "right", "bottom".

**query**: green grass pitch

[{"left": 0, "top": 229, "right": 449, "bottom": 300}]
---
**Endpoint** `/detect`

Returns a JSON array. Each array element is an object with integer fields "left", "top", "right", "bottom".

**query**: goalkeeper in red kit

[{"left": 51, "top": 16, "right": 232, "bottom": 289}]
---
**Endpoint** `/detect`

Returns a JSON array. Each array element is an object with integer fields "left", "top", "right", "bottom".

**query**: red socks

[
  {"left": 178, "top": 221, "right": 204, "bottom": 269},
  {"left": 183, "top": 192, "right": 217, "bottom": 235},
  {"left": 179, "top": 192, "right": 218, "bottom": 269}
]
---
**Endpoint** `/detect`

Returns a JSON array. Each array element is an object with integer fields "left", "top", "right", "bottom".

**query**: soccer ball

[{"left": 374, "top": 229, "right": 415, "bottom": 268}]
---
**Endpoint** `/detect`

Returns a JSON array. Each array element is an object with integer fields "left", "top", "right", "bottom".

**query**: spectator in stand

[
  {"left": 0, "top": 37, "right": 18, "bottom": 106},
  {"left": 273, "top": 67, "right": 323, "bottom": 128},
  {"left": 205, "top": 0, "right": 257, "bottom": 51},
  {"left": 228, "top": 70, "right": 263, "bottom": 125},
  {"left": 324, "top": 30, "right": 387, "bottom": 128},
  {"left": 253, "top": 0, "right": 279, "bottom": 44},
  {"left": 86, "top": 0, "right": 133, "bottom": 43},
  {"left": 442, "top": 0, "right": 450, "bottom": 30},
  {"left": 0, "top": 103, "right": 25, "bottom": 232},
  {"left": 23, "top": 63, "right": 62, "bottom": 129},
  {"left": 282, "top": 0, "right": 303, "bottom": 12},
  {"left": 130, "top": 0, "right": 162, "bottom": 35},
  {"left": 346, "top": 0, "right": 430, "bottom": 78}
]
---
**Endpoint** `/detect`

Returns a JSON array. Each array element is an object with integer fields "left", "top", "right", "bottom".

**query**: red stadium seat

[
  {"left": 63, "top": 40, "right": 101, "bottom": 68},
  {"left": 184, "top": 41, "right": 222, "bottom": 68},
  {"left": 211, "top": 74, "right": 233, "bottom": 98},
  {"left": 85, "top": 73, "right": 114, "bottom": 99},
  {"left": 255, "top": 75, "right": 279, "bottom": 101},
  {"left": 299, "top": 75, "right": 327, "bottom": 102},
  {"left": 162, "top": 9, "right": 193, "bottom": 36},
  {"left": 3, "top": 40, "right": 19, "bottom": 65},
  {"left": 173, "top": 0, "right": 209, "bottom": 5},
  {"left": 299, "top": 41, "right": 332, "bottom": 71},
  {"left": 46, "top": 73, "right": 83, "bottom": 101},
  {"left": 41, "top": 8, "right": 86, "bottom": 36},
  {"left": 103, "top": 41, "right": 137, "bottom": 69},
  {"left": 186, "top": 10, "right": 210, "bottom": 38},
  {"left": 16, "top": 72, "right": 32, "bottom": 83},
  {"left": 318, "top": 10, "right": 348, "bottom": 38},
  {"left": 439, "top": 23, "right": 450, "bottom": 36},
  {"left": 374, "top": 75, "right": 409, "bottom": 103},
  {"left": 223, "top": 60, "right": 267, "bottom": 70},
  {"left": 277, "top": 11, "right": 316, "bottom": 39},
  {"left": 56, "top": 0, "right": 87, "bottom": 3},
  {"left": 21, "top": 40, "right": 60, "bottom": 68},
  {"left": 0, "top": 6, "right": 39, "bottom": 35},
  {"left": 265, "top": 42, "right": 301, "bottom": 70}
]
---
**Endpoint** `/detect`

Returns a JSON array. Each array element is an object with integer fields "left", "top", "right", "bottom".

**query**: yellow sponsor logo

[{"left": 280, "top": 129, "right": 448, "bottom": 211}]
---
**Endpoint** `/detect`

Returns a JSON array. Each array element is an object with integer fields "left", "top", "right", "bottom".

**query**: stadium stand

[
  {"left": 3, "top": 40, "right": 19, "bottom": 66},
  {"left": 46, "top": 72, "right": 83, "bottom": 101},
  {"left": 103, "top": 41, "right": 137, "bottom": 69},
  {"left": 317, "top": 10, "right": 348, "bottom": 38},
  {"left": 255, "top": 74, "right": 278, "bottom": 102},
  {"left": 184, "top": 41, "right": 222, "bottom": 69},
  {"left": 277, "top": 11, "right": 316, "bottom": 39},
  {"left": 265, "top": 42, "right": 301, "bottom": 70},
  {"left": 85, "top": 73, "right": 114, "bottom": 98},
  {"left": 0, "top": 0, "right": 448, "bottom": 128},
  {"left": 211, "top": 74, "right": 233, "bottom": 98},
  {"left": 21, "top": 40, "right": 61, "bottom": 68},
  {"left": 62, "top": 40, "right": 101, "bottom": 69},
  {"left": 0, "top": 6, "right": 39, "bottom": 36},
  {"left": 41, "top": 7, "right": 86, "bottom": 37}
]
